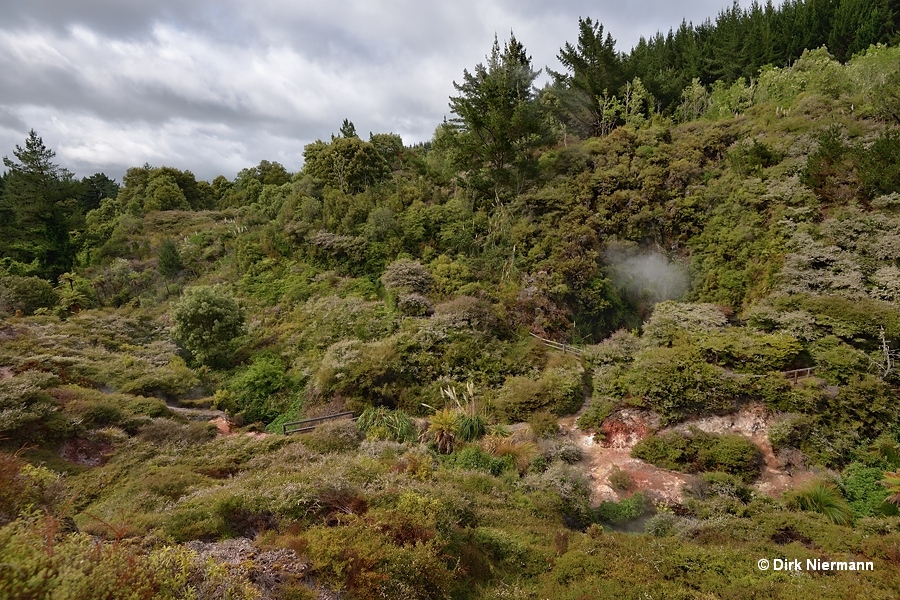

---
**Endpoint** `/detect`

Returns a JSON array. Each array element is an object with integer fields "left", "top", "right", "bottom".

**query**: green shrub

[
  {"left": 0, "top": 275, "right": 58, "bottom": 315},
  {"left": 728, "top": 139, "right": 782, "bottom": 176},
  {"left": 640, "top": 301, "right": 727, "bottom": 346},
  {"left": 632, "top": 429, "right": 762, "bottom": 482},
  {"left": 445, "top": 445, "right": 513, "bottom": 476},
  {"left": 228, "top": 353, "right": 291, "bottom": 424},
  {"left": 644, "top": 512, "right": 683, "bottom": 537},
  {"left": 594, "top": 492, "right": 649, "bottom": 524},
  {"left": 786, "top": 480, "right": 854, "bottom": 526},
  {"left": 0, "top": 454, "right": 64, "bottom": 525},
  {"left": 137, "top": 419, "right": 217, "bottom": 447},
  {"left": 528, "top": 410, "right": 559, "bottom": 438},
  {"left": 0, "top": 371, "right": 67, "bottom": 443},
  {"left": 381, "top": 259, "right": 433, "bottom": 294},
  {"left": 622, "top": 345, "right": 738, "bottom": 424},
  {"left": 608, "top": 466, "right": 632, "bottom": 491},
  {"left": 496, "top": 365, "right": 584, "bottom": 422},
  {"left": 697, "top": 329, "right": 801, "bottom": 373},
  {"left": 302, "top": 517, "right": 452, "bottom": 600},
  {"left": 690, "top": 471, "right": 753, "bottom": 503},
  {"left": 841, "top": 462, "right": 900, "bottom": 518},
  {"left": 171, "top": 285, "right": 245, "bottom": 368},
  {"left": 0, "top": 514, "right": 258, "bottom": 600},
  {"left": 396, "top": 293, "right": 434, "bottom": 317},
  {"left": 356, "top": 406, "right": 418, "bottom": 443},
  {"left": 576, "top": 397, "right": 615, "bottom": 434},
  {"left": 299, "top": 420, "right": 362, "bottom": 453}
]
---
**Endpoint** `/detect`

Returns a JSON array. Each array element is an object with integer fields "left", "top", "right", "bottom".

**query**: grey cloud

[{"left": 0, "top": 1, "right": 765, "bottom": 181}]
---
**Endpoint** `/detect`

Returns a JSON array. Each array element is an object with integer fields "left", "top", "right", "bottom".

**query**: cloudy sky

[{"left": 1, "top": 0, "right": 760, "bottom": 182}]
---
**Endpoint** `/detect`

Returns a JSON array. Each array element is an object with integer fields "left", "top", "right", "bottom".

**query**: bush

[
  {"left": 445, "top": 445, "right": 513, "bottom": 476},
  {"left": 576, "top": 397, "right": 615, "bottom": 434},
  {"left": 529, "top": 410, "right": 559, "bottom": 438},
  {"left": 841, "top": 462, "right": 900, "bottom": 518},
  {"left": 608, "top": 466, "right": 632, "bottom": 491},
  {"left": 299, "top": 420, "right": 362, "bottom": 453},
  {"left": 0, "top": 275, "right": 58, "bottom": 315},
  {"left": 0, "top": 371, "right": 68, "bottom": 443},
  {"left": 171, "top": 285, "right": 245, "bottom": 368},
  {"left": 594, "top": 492, "right": 649, "bottom": 524},
  {"left": 496, "top": 365, "right": 584, "bottom": 422},
  {"left": 397, "top": 293, "right": 434, "bottom": 317},
  {"left": 381, "top": 259, "right": 433, "bottom": 294},
  {"left": 786, "top": 480, "right": 854, "bottom": 526},
  {"left": 644, "top": 512, "right": 683, "bottom": 537},
  {"left": 631, "top": 429, "right": 762, "bottom": 482},
  {"left": 622, "top": 345, "right": 738, "bottom": 424},
  {"left": 138, "top": 419, "right": 217, "bottom": 447},
  {"left": 228, "top": 354, "right": 291, "bottom": 424},
  {"left": 356, "top": 406, "right": 418, "bottom": 443},
  {"left": 689, "top": 472, "right": 753, "bottom": 503}
]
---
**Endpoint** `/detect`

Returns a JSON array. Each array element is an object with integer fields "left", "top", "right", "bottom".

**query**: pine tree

[
  {"left": 0, "top": 130, "right": 75, "bottom": 278},
  {"left": 449, "top": 33, "right": 551, "bottom": 199},
  {"left": 549, "top": 18, "right": 625, "bottom": 137}
]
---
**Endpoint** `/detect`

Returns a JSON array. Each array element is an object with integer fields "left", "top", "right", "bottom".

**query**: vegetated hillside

[{"left": 2, "top": 38, "right": 900, "bottom": 598}]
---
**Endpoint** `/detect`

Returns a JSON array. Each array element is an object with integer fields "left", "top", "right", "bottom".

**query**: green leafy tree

[
  {"left": 448, "top": 33, "right": 552, "bottom": 199},
  {"left": 303, "top": 136, "right": 390, "bottom": 193},
  {"left": 172, "top": 286, "right": 245, "bottom": 368}
]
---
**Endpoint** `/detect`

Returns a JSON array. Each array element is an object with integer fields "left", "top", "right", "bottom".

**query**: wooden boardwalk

[{"left": 281, "top": 411, "right": 356, "bottom": 435}]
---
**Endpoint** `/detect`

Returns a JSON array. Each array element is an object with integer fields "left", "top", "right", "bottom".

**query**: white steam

[{"left": 606, "top": 248, "right": 689, "bottom": 303}]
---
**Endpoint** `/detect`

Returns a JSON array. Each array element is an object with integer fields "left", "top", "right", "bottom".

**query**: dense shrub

[
  {"left": 299, "top": 420, "right": 363, "bottom": 453},
  {"left": 528, "top": 410, "right": 559, "bottom": 438},
  {"left": 841, "top": 462, "right": 900, "bottom": 518},
  {"left": 397, "top": 293, "right": 434, "bottom": 317},
  {"left": 171, "top": 285, "right": 245, "bottom": 368},
  {"left": 786, "top": 480, "right": 854, "bottom": 526},
  {"left": 356, "top": 406, "right": 418, "bottom": 443},
  {"left": 594, "top": 492, "right": 649, "bottom": 524},
  {"left": 381, "top": 259, "right": 433, "bottom": 294},
  {"left": 227, "top": 353, "right": 292, "bottom": 424},
  {"left": 640, "top": 301, "right": 727, "bottom": 346},
  {"left": 445, "top": 445, "right": 513, "bottom": 476},
  {"left": 496, "top": 365, "right": 584, "bottom": 422},
  {"left": 0, "top": 514, "right": 258, "bottom": 600},
  {"left": 631, "top": 429, "right": 763, "bottom": 482},
  {"left": 0, "top": 371, "right": 69, "bottom": 443},
  {"left": 622, "top": 345, "right": 738, "bottom": 424},
  {"left": 0, "top": 275, "right": 59, "bottom": 315}
]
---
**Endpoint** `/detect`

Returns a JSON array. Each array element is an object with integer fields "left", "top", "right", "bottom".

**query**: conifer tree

[
  {"left": 449, "top": 32, "right": 551, "bottom": 200},
  {"left": 0, "top": 130, "right": 75, "bottom": 278},
  {"left": 548, "top": 18, "right": 625, "bottom": 137}
]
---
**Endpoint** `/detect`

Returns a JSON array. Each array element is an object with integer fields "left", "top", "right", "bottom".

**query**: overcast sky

[{"left": 0, "top": 0, "right": 761, "bottom": 182}]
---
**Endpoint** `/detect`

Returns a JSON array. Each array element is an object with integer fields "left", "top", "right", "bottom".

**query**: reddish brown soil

[
  {"left": 560, "top": 403, "right": 815, "bottom": 506},
  {"left": 60, "top": 438, "right": 113, "bottom": 467}
]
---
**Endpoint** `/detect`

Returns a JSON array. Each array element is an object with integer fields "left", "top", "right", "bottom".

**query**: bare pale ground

[{"left": 560, "top": 403, "right": 817, "bottom": 506}]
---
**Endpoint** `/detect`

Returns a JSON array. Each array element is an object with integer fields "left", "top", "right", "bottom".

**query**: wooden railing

[
  {"left": 528, "top": 332, "right": 584, "bottom": 357},
  {"left": 281, "top": 411, "right": 356, "bottom": 435},
  {"left": 783, "top": 367, "right": 816, "bottom": 384}
]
